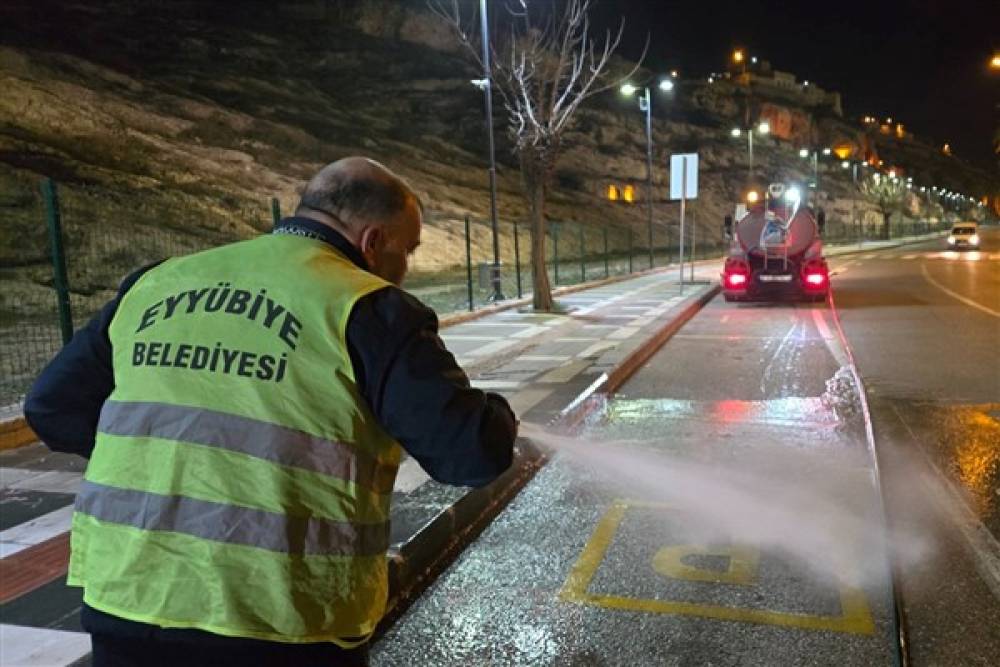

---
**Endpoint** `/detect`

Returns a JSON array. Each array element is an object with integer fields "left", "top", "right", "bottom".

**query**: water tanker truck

[{"left": 721, "top": 182, "right": 830, "bottom": 302}]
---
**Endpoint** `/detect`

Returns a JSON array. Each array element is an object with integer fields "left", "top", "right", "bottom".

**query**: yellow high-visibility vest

[{"left": 68, "top": 233, "right": 401, "bottom": 645}]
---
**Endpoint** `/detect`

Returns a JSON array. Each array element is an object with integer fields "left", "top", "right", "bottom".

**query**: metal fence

[{"left": 0, "top": 176, "right": 945, "bottom": 406}]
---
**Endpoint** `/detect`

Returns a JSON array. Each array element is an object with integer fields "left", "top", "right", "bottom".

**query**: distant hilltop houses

[{"left": 718, "top": 55, "right": 843, "bottom": 118}]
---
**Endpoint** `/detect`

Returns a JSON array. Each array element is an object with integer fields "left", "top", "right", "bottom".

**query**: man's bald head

[
  {"left": 295, "top": 157, "right": 423, "bottom": 286},
  {"left": 296, "top": 157, "right": 420, "bottom": 232}
]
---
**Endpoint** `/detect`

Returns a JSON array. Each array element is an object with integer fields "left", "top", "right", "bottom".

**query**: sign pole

[
  {"left": 679, "top": 156, "right": 687, "bottom": 292},
  {"left": 690, "top": 206, "right": 696, "bottom": 282}
]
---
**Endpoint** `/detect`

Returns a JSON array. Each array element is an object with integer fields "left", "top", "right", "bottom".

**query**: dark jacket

[{"left": 24, "top": 217, "right": 517, "bottom": 647}]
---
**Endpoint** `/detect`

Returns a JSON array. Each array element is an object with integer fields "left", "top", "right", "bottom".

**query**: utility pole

[
  {"left": 479, "top": 0, "right": 504, "bottom": 302},
  {"left": 642, "top": 87, "right": 654, "bottom": 269}
]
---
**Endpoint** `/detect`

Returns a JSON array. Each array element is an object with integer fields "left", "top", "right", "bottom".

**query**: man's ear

[{"left": 359, "top": 225, "right": 384, "bottom": 254}]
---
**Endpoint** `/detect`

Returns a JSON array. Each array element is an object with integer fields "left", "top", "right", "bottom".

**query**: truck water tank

[{"left": 734, "top": 207, "right": 819, "bottom": 257}]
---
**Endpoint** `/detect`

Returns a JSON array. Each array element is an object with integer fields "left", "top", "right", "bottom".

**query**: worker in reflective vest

[{"left": 26, "top": 157, "right": 518, "bottom": 667}]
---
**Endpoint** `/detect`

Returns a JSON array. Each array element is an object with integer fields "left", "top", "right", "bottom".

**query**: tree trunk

[
  {"left": 527, "top": 179, "right": 554, "bottom": 311},
  {"left": 521, "top": 152, "right": 554, "bottom": 311},
  {"left": 882, "top": 210, "right": 891, "bottom": 240}
]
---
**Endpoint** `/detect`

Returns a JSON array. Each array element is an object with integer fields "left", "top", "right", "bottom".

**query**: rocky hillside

[{"left": 1, "top": 0, "right": 994, "bottom": 287}]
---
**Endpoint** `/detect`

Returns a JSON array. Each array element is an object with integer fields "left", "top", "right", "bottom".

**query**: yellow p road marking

[
  {"left": 653, "top": 544, "right": 760, "bottom": 585},
  {"left": 559, "top": 500, "right": 875, "bottom": 635}
]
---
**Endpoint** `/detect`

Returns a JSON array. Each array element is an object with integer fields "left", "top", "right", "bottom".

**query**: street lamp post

[
  {"left": 621, "top": 79, "right": 674, "bottom": 270},
  {"left": 843, "top": 160, "right": 861, "bottom": 246},
  {"left": 731, "top": 121, "right": 769, "bottom": 181},
  {"left": 478, "top": 0, "right": 504, "bottom": 302},
  {"left": 643, "top": 86, "right": 654, "bottom": 269}
]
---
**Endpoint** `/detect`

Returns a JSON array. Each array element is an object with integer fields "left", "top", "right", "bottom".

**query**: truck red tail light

[
  {"left": 726, "top": 273, "right": 748, "bottom": 287},
  {"left": 804, "top": 272, "right": 826, "bottom": 287}
]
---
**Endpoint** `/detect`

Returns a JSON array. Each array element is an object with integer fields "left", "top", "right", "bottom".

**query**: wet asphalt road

[
  {"left": 374, "top": 276, "right": 900, "bottom": 664},
  {"left": 828, "top": 226, "right": 1000, "bottom": 664}
]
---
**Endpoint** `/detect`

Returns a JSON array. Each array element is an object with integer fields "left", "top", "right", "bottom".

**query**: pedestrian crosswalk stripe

[
  {"left": 0, "top": 505, "right": 74, "bottom": 559},
  {"left": 0, "top": 624, "right": 91, "bottom": 667}
]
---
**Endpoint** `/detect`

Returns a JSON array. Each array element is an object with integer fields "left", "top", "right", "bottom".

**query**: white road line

[
  {"left": 606, "top": 326, "right": 640, "bottom": 340},
  {"left": 0, "top": 505, "right": 74, "bottom": 558},
  {"left": 467, "top": 340, "right": 519, "bottom": 356},
  {"left": 0, "top": 625, "right": 91, "bottom": 667},
  {"left": 921, "top": 262, "right": 999, "bottom": 318},
  {"left": 811, "top": 307, "right": 850, "bottom": 368},
  {"left": 471, "top": 379, "right": 522, "bottom": 390},
  {"left": 576, "top": 341, "right": 617, "bottom": 359},
  {"left": 459, "top": 321, "right": 536, "bottom": 327},
  {"left": 555, "top": 337, "right": 598, "bottom": 343},
  {"left": 511, "top": 325, "right": 552, "bottom": 339},
  {"left": 902, "top": 253, "right": 919, "bottom": 260},
  {"left": 393, "top": 457, "right": 430, "bottom": 494},
  {"left": 440, "top": 335, "right": 498, "bottom": 342},
  {"left": 2, "top": 470, "right": 82, "bottom": 494},
  {"left": 517, "top": 355, "right": 572, "bottom": 362}
]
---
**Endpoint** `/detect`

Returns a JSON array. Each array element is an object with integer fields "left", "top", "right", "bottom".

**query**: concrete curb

[
  {"left": 379, "top": 282, "right": 720, "bottom": 628},
  {"left": 383, "top": 442, "right": 544, "bottom": 618}
]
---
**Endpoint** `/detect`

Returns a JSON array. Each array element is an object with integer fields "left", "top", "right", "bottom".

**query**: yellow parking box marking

[
  {"left": 559, "top": 501, "right": 875, "bottom": 635},
  {"left": 653, "top": 544, "right": 760, "bottom": 585}
]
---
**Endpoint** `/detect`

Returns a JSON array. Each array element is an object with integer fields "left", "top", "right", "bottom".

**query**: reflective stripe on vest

[
  {"left": 98, "top": 400, "right": 397, "bottom": 495},
  {"left": 75, "top": 480, "right": 389, "bottom": 556}
]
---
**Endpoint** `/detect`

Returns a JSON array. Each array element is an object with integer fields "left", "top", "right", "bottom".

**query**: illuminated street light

[
  {"left": 841, "top": 161, "right": 850, "bottom": 169},
  {"left": 991, "top": 54, "right": 1000, "bottom": 70},
  {"left": 758, "top": 121, "right": 770, "bottom": 134},
  {"left": 733, "top": 49, "right": 744, "bottom": 63},
  {"left": 799, "top": 148, "right": 810, "bottom": 158},
  {"left": 731, "top": 128, "right": 742, "bottom": 137},
  {"left": 670, "top": 69, "right": 679, "bottom": 78},
  {"left": 621, "top": 79, "right": 676, "bottom": 269},
  {"left": 822, "top": 147, "right": 832, "bottom": 156}
]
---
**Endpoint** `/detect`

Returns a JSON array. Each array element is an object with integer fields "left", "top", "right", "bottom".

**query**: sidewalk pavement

[{"left": 0, "top": 230, "right": 941, "bottom": 664}]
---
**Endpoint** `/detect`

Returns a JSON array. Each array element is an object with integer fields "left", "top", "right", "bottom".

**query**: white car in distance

[{"left": 947, "top": 222, "right": 979, "bottom": 250}]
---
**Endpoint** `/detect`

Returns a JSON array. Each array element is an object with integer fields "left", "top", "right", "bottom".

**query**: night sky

[{"left": 587, "top": 0, "right": 998, "bottom": 169}]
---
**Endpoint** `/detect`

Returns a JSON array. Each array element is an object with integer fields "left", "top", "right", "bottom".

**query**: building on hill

[{"left": 729, "top": 58, "right": 843, "bottom": 117}]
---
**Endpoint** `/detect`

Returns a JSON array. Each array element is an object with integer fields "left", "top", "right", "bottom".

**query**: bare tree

[
  {"left": 431, "top": 0, "right": 644, "bottom": 310},
  {"left": 859, "top": 172, "right": 907, "bottom": 240}
]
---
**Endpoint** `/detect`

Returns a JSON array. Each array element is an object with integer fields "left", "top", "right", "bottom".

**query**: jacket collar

[{"left": 272, "top": 216, "right": 369, "bottom": 271}]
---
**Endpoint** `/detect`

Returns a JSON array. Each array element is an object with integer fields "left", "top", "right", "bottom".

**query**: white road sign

[{"left": 670, "top": 153, "right": 699, "bottom": 200}]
